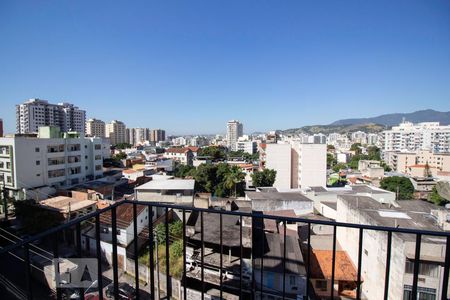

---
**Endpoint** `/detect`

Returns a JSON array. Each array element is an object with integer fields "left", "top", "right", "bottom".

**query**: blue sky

[{"left": 1, "top": 0, "right": 450, "bottom": 135}]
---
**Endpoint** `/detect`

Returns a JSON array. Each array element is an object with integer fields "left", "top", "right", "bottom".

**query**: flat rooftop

[
  {"left": 39, "top": 196, "right": 96, "bottom": 213},
  {"left": 135, "top": 179, "right": 195, "bottom": 190},
  {"left": 246, "top": 191, "right": 312, "bottom": 202}
]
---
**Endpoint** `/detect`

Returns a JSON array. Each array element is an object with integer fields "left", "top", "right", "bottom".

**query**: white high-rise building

[
  {"left": 106, "top": 120, "right": 126, "bottom": 146},
  {"left": 86, "top": 118, "right": 106, "bottom": 137},
  {"left": 383, "top": 121, "right": 450, "bottom": 152},
  {"left": 0, "top": 126, "right": 105, "bottom": 200},
  {"left": 16, "top": 99, "right": 86, "bottom": 134},
  {"left": 265, "top": 142, "right": 327, "bottom": 189},
  {"left": 226, "top": 120, "right": 243, "bottom": 151}
]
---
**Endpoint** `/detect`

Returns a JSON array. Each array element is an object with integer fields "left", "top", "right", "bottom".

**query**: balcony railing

[{"left": 0, "top": 200, "right": 449, "bottom": 300}]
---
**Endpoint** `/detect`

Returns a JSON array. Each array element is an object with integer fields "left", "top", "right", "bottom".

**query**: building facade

[
  {"left": 0, "top": 127, "right": 104, "bottom": 200},
  {"left": 150, "top": 129, "right": 166, "bottom": 142},
  {"left": 16, "top": 99, "right": 86, "bottom": 134},
  {"left": 106, "top": 120, "right": 126, "bottom": 146},
  {"left": 85, "top": 118, "right": 106, "bottom": 138},
  {"left": 226, "top": 120, "right": 243, "bottom": 151},
  {"left": 383, "top": 121, "right": 450, "bottom": 153}
]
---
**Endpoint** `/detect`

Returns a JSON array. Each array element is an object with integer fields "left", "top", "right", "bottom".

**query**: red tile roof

[
  {"left": 310, "top": 249, "right": 358, "bottom": 281},
  {"left": 187, "top": 146, "right": 199, "bottom": 152},
  {"left": 166, "top": 147, "right": 190, "bottom": 154}
]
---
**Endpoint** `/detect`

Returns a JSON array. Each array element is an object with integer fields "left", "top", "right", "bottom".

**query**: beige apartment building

[
  {"left": 106, "top": 120, "right": 126, "bottom": 146},
  {"left": 391, "top": 150, "right": 450, "bottom": 178}
]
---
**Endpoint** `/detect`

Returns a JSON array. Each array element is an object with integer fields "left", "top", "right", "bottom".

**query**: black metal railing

[{"left": 0, "top": 199, "right": 450, "bottom": 300}]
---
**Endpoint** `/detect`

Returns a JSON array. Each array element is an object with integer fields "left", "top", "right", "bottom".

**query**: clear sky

[{"left": 1, "top": 0, "right": 450, "bottom": 135}]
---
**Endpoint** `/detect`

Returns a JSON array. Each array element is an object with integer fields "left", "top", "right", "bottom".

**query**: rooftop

[
  {"left": 135, "top": 179, "right": 195, "bottom": 190},
  {"left": 39, "top": 196, "right": 96, "bottom": 214},
  {"left": 246, "top": 191, "right": 312, "bottom": 202}
]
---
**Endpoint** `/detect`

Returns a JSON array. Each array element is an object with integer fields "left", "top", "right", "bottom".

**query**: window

[
  {"left": 405, "top": 260, "right": 439, "bottom": 278},
  {"left": 36, "top": 160, "right": 40, "bottom": 166},
  {"left": 315, "top": 280, "right": 327, "bottom": 291},
  {"left": 37, "top": 174, "right": 40, "bottom": 177},
  {"left": 0, "top": 162, "right": 3, "bottom": 168},
  {"left": 6, "top": 162, "right": 11, "bottom": 169},
  {"left": 289, "top": 275, "right": 296, "bottom": 286},
  {"left": 6, "top": 176, "right": 12, "bottom": 183},
  {"left": 35, "top": 147, "right": 40, "bottom": 152}
]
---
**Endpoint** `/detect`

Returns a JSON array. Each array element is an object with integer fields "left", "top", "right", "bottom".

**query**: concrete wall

[{"left": 265, "top": 144, "right": 292, "bottom": 189}]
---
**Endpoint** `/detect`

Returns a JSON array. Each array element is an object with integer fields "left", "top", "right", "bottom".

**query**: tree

[
  {"left": 380, "top": 176, "right": 414, "bottom": 200},
  {"left": 115, "top": 143, "right": 132, "bottom": 150},
  {"left": 332, "top": 163, "right": 348, "bottom": 173},
  {"left": 197, "top": 146, "right": 226, "bottom": 160},
  {"left": 367, "top": 146, "right": 381, "bottom": 161},
  {"left": 251, "top": 169, "right": 277, "bottom": 187},
  {"left": 224, "top": 166, "right": 246, "bottom": 197},
  {"left": 13, "top": 201, "right": 64, "bottom": 234},
  {"left": 428, "top": 186, "right": 449, "bottom": 206},
  {"left": 350, "top": 143, "right": 362, "bottom": 155},
  {"left": 112, "top": 152, "right": 127, "bottom": 161},
  {"left": 327, "top": 145, "right": 335, "bottom": 151},
  {"left": 327, "top": 153, "right": 337, "bottom": 169},
  {"left": 173, "top": 162, "right": 195, "bottom": 178}
]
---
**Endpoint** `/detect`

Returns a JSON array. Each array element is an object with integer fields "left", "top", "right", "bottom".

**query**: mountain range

[
  {"left": 331, "top": 109, "right": 450, "bottom": 126},
  {"left": 281, "top": 109, "right": 450, "bottom": 135}
]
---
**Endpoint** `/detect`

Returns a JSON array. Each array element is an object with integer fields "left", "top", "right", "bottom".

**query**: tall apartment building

[
  {"left": 106, "top": 120, "right": 126, "bottom": 146},
  {"left": 150, "top": 129, "right": 166, "bottom": 142},
  {"left": 265, "top": 142, "right": 327, "bottom": 189},
  {"left": 86, "top": 118, "right": 106, "bottom": 137},
  {"left": 16, "top": 99, "right": 86, "bottom": 134},
  {"left": 226, "top": 120, "right": 243, "bottom": 151},
  {"left": 383, "top": 121, "right": 450, "bottom": 153},
  {"left": 0, "top": 118, "right": 3, "bottom": 137},
  {"left": 0, "top": 126, "right": 105, "bottom": 200},
  {"left": 236, "top": 140, "right": 257, "bottom": 154}
]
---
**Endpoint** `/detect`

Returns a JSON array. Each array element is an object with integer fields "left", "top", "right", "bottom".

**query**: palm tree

[{"left": 224, "top": 166, "right": 245, "bottom": 197}]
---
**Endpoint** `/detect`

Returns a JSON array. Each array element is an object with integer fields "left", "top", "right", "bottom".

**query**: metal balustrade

[{"left": 0, "top": 199, "right": 449, "bottom": 300}]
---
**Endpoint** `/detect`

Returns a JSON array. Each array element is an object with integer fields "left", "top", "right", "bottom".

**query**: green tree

[
  {"left": 350, "top": 143, "right": 362, "bottom": 155},
  {"left": 197, "top": 146, "right": 226, "bottom": 160},
  {"left": 380, "top": 176, "right": 414, "bottom": 200},
  {"left": 332, "top": 163, "right": 348, "bottom": 173},
  {"left": 367, "top": 146, "right": 381, "bottom": 161},
  {"left": 112, "top": 152, "right": 127, "bottom": 160},
  {"left": 327, "top": 145, "right": 335, "bottom": 151},
  {"left": 428, "top": 186, "right": 449, "bottom": 206},
  {"left": 251, "top": 169, "right": 277, "bottom": 187},
  {"left": 115, "top": 143, "right": 132, "bottom": 149},
  {"left": 224, "top": 166, "right": 246, "bottom": 197},
  {"left": 193, "top": 164, "right": 219, "bottom": 193},
  {"left": 173, "top": 162, "right": 195, "bottom": 178},
  {"left": 327, "top": 153, "right": 337, "bottom": 169}
]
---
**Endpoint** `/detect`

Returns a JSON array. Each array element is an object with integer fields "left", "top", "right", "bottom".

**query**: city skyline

[{"left": 1, "top": 1, "right": 450, "bottom": 134}]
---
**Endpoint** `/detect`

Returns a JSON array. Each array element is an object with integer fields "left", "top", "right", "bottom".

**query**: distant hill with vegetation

[
  {"left": 331, "top": 109, "right": 450, "bottom": 126},
  {"left": 282, "top": 123, "right": 385, "bottom": 135}
]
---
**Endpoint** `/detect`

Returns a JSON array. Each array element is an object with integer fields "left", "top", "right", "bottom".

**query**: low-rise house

[
  {"left": 82, "top": 202, "right": 149, "bottom": 270},
  {"left": 39, "top": 195, "right": 97, "bottom": 220},
  {"left": 410, "top": 177, "right": 437, "bottom": 200},
  {"left": 164, "top": 147, "right": 194, "bottom": 165}
]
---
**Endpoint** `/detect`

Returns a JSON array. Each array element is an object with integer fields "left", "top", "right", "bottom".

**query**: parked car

[{"left": 105, "top": 283, "right": 136, "bottom": 299}]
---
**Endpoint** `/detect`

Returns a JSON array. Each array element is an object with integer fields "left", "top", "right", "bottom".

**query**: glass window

[
  {"left": 35, "top": 147, "right": 40, "bottom": 152},
  {"left": 36, "top": 160, "right": 40, "bottom": 166}
]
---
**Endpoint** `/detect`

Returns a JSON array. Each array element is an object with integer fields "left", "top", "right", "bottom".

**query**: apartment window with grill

[
  {"left": 0, "top": 146, "right": 10, "bottom": 155},
  {"left": 48, "top": 169, "right": 65, "bottom": 178},
  {"left": 67, "top": 144, "right": 81, "bottom": 151},
  {"left": 0, "top": 162, "right": 3, "bottom": 169},
  {"left": 95, "top": 144, "right": 102, "bottom": 150},
  {"left": 95, "top": 165, "right": 102, "bottom": 171},
  {"left": 405, "top": 259, "right": 439, "bottom": 278},
  {"left": 6, "top": 162, "right": 11, "bottom": 169},
  {"left": 95, "top": 155, "right": 102, "bottom": 160},
  {"left": 35, "top": 147, "right": 40, "bottom": 152},
  {"left": 6, "top": 176, "right": 12, "bottom": 183},
  {"left": 48, "top": 157, "right": 65, "bottom": 165},
  {"left": 36, "top": 160, "right": 40, "bottom": 166}
]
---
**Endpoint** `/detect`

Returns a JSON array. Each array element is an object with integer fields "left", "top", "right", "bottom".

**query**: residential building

[
  {"left": 292, "top": 143, "right": 327, "bottom": 188},
  {"left": 265, "top": 143, "right": 292, "bottom": 189},
  {"left": 358, "top": 160, "right": 384, "bottom": 179},
  {"left": 337, "top": 195, "right": 449, "bottom": 300},
  {"left": 383, "top": 121, "right": 450, "bottom": 152},
  {"left": 164, "top": 147, "right": 194, "bottom": 165},
  {"left": 106, "top": 120, "right": 126, "bottom": 146},
  {"left": 135, "top": 179, "right": 195, "bottom": 209},
  {"left": 150, "top": 129, "right": 166, "bottom": 142},
  {"left": 236, "top": 140, "right": 257, "bottom": 154},
  {"left": 0, "top": 118, "right": 3, "bottom": 137},
  {"left": 16, "top": 98, "right": 86, "bottom": 134},
  {"left": 85, "top": 118, "right": 106, "bottom": 137},
  {"left": 367, "top": 133, "right": 379, "bottom": 145},
  {"left": 390, "top": 150, "right": 450, "bottom": 178},
  {"left": 227, "top": 120, "right": 243, "bottom": 151},
  {"left": 0, "top": 126, "right": 105, "bottom": 200},
  {"left": 351, "top": 131, "right": 368, "bottom": 144}
]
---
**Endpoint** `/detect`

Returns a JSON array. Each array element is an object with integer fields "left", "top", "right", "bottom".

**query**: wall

[{"left": 265, "top": 144, "right": 292, "bottom": 189}]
